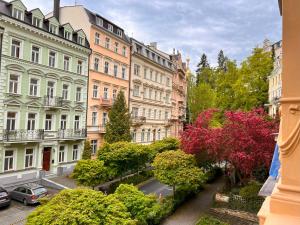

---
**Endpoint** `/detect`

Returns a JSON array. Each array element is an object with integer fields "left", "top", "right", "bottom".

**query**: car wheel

[{"left": 23, "top": 199, "right": 28, "bottom": 206}]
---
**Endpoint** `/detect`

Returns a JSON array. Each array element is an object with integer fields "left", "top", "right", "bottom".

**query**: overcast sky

[{"left": 20, "top": 0, "right": 282, "bottom": 72}]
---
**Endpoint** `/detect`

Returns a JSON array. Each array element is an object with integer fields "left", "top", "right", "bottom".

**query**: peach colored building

[
  {"left": 170, "top": 51, "right": 187, "bottom": 137},
  {"left": 52, "top": 5, "right": 131, "bottom": 154}
]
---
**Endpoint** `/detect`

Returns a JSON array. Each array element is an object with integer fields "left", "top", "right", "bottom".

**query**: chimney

[
  {"left": 53, "top": 0, "right": 60, "bottom": 21},
  {"left": 150, "top": 42, "right": 157, "bottom": 49}
]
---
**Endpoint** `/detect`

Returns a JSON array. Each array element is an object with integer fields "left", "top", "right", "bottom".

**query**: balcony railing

[
  {"left": 87, "top": 125, "right": 106, "bottom": 133},
  {"left": 131, "top": 116, "right": 146, "bottom": 126},
  {"left": 57, "top": 129, "right": 87, "bottom": 139},
  {"left": 44, "top": 96, "right": 63, "bottom": 108},
  {"left": 100, "top": 98, "right": 113, "bottom": 108},
  {"left": 164, "top": 119, "right": 173, "bottom": 127},
  {"left": 1, "top": 129, "right": 44, "bottom": 142}
]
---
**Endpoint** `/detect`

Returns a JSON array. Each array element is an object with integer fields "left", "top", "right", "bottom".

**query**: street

[{"left": 139, "top": 178, "right": 173, "bottom": 197}]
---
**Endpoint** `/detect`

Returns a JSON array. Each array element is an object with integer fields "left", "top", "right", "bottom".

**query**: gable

[
  {"left": 62, "top": 23, "right": 74, "bottom": 32},
  {"left": 10, "top": 0, "right": 27, "bottom": 10},
  {"left": 76, "top": 29, "right": 86, "bottom": 38},
  {"left": 4, "top": 97, "right": 23, "bottom": 107},
  {"left": 48, "top": 16, "right": 59, "bottom": 25},
  {"left": 30, "top": 8, "right": 44, "bottom": 18},
  {"left": 74, "top": 104, "right": 85, "bottom": 112}
]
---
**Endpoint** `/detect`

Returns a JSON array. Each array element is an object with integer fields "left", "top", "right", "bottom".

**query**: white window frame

[
  {"left": 133, "top": 85, "right": 140, "bottom": 97},
  {"left": 92, "top": 84, "right": 98, "bottom": 98},
  {"left": 58, "top": 145, "right": 66, "bottom": 163},
  {"left": 105, "top": 37, "right": 110, "bottom": 49},
  {"left": 91, "top": 140, "right": 98, "bottom": 155},
  {"left": 104, "top": 61, "right": 109, "bottom": 74},
  {"left": 29, "top": 77, "right": 39, "bottom": 97},
  {"left": 11, "top": 38, "right": 22, "bottom": 59},
  {"left": 45, "top": 114, "right": 54, "bottom": 131},
  {"left": 24, "top": 148, "right": 35, "bottom": 169},
  {"left": 96, "top": 17, "right": 103, "bottom": 26},
  {"left": 3, "top": 149, "right": 16, "bottom": 172},
  {"left": 77, "top": 60, "right": 83, "bottom": 75},
  {"left": 27, "top": 113, "right": 37, "bottom": 131},
  {"left": 6, "top": 111, "right": 18, "bottom": 131},
  {"left": 48, "top": 50, "right": 57, "bottom": 68},
  {"left": 32, "top": 16, "right": 41, "bottom": 27},
  {"left": 95, "top": 32, "right": 100, "bottom": 45},
  {"left": 63, "top": 55, "right": 71, "bottom": 71},
  {"left": 92, "top": 112, "right": 98, "bottom": 126},
  {"left": 72, "top": 145, "right": 79, "bottom": 161},
  {"left": 122, "top": 67, "right": 126, "bottom": 79},
  {"left": 76, "top": 87, "right": 82, "bottom": 102},
  {"left": 122, "top": 46, "right": 126, "bottom": 56},
  {"left": 117, "top": 29, "right": 122, "bottom": 37},
  {"left": 113, "top": 64, "right": 118, "bottom": 77},
  {"left": 62, "top": 83, "right": 69, "bottom": 100},
  {"left": 60, "top": 114, "right": 67, "bottom": 130},
  {"left": 12, "top": 7, "right": 23, "bottom": 20},
  {"left": 103, "top": 87, "right": 109, "bottom": 99},
  {"left": 49, "top": 23, "right": 57, "bottom": 34},
  {"left": 74, "top": 115, "right": 80, "bottom": 131},
  {"left": 94, "top": 57, "right": 100, "bottom": 71},
  {"left": 31, "top": 45, "right": 41, "bottom": 64},
  {"left": 8, "top": 73, "right": 20, "bottom": 94},
  {"left": 108, "top": 24, "right": 113, "bottom": 32}
]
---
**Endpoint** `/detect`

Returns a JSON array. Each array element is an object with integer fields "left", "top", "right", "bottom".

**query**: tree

[
  {"left": 113, "top": 184, "right": 162, "bottom": 225},
  {"left": 104, "top": 91, "right": 131, "bottom": 143},
  {"left": 71, "top": 160, "right": 108, "bottom": 189},
  {"left": 149, "top": 137, "right": 180, "bottom": 158},
  {"left": 217, "top": 50, "right": 227, "bottom": 71},
  {"left": 196, "top": 53, "right": 210, "bottom": 85},
  {"left": 81, "top": 140, "right": 92, "bottom": 160},
  {"left": 26, "top": 189, "right": 137, "bottom": 225},
  {"left": 152, "top": 150, "right": 206, "bottom": 197}
]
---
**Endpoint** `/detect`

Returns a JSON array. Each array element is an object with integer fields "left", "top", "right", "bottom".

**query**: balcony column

[{"left": 258, "top": 0, "right": 300, "bottom": 224}]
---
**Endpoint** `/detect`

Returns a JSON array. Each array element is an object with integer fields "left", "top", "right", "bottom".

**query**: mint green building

[{"left": 0, "top": 0, "right": 91, "bottom": 186}]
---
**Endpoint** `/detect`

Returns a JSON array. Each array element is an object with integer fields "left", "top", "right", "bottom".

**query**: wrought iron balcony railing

[
  {"left": 131, "top": 116, "right": 146, "bottom": 126},
  {"left": 1, "top": 129, "right": 44, "bottom": 142},
  {"left": 44, "top": 96, "right": 63, "bottom": 108},
  {"left": 57, "top": 129, "right": 87, "bottom": 139}
]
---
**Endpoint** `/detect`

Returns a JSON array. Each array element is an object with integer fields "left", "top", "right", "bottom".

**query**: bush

[
  {"left": 81, "top": 140, "right": 92, "bottom": 159},
  {"left": 239, "top": 181, "right": 262, "bottom": 198},
  {"left": 149, "top": 137, "right": 180, "bottom": 158},
  {"left": 196, "top": 215, "right": 229, "bottom": 225}
]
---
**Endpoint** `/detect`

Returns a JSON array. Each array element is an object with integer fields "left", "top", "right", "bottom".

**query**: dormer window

[
  {"left": 108, "top": 24, "right": 113, "bottom": 32},
  {"left": 13, "top": 8, "right": 23, "bottom": 20},
  {"left": 64, "top": 30, "right": 71, "bottom": 40},
  {"left": 96, "top": 17, "right": 103, "bottom": 26},
  {"left": 32, "top": 17, "right": 41, "bottom": 27},
  {"left": 117, "top": 29, "right": 122, "bottom": 37},
  {"left": 49, "top": 24, "right": 57, "bottom": 34},
  {"left": 78, "top": 36, "right": 84, "bottom": 45}
]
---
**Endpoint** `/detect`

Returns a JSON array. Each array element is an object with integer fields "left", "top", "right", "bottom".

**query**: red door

[{"left": 42, "top": 148, "right": 51, "bottom": 171}]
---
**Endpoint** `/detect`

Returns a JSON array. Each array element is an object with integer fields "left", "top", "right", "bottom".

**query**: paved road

[
  {"left": 162, "top": 177, "right": 225, "bottom": 225},
  {"left": 139, "top": 178, "right": 173, "bottom": 197}
]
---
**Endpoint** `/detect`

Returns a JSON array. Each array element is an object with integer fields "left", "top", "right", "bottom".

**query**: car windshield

[
  {"left": 32, "top": 187, "right": 47, "bottom": 195},
  {"left": 0, "top": 191, "right": 7, "bottom": 197}
]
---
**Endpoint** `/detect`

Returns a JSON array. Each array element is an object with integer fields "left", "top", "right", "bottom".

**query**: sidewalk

[{"left": 162, "top": 177, "right": 225, "bottom": 225}]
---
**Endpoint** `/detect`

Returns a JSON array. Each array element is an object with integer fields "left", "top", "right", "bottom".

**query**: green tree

[
  {"left": 114, "top": 184, "right": 162, "bottom": 225},
  {"left": 71, "top": 160, "right": 108, "bottom": 189},
  {"left": 217, "top": 50, "right": 228, "bottom": 72},
  {"left": 149, "top": 137, "right": 180, "bottom": 158},
  {"left": 196, "top": 53, "right": 210, "bottom": 85},
  {"left": 152, "top": 150, "right": 206, "bottom": 197},
  {"left": 81, "top": 140, "right": 92, "bottom": 160},
  {"left": 104, "top": 91, "right": 131, "bottom": 143},
  {"left": 26, "top": 189, "right": 137, "bottom": 225}
]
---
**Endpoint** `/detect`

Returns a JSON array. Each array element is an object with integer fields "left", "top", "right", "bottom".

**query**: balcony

[
  {"left": 1, "top": 129, "right": 44, "bottom": 143},
  {"left": 87, "top": 125, "right": 106, "bottom": 133},
  {"left": 164, "top": 119, "right": 173, "bottom": 127},
  {"left": 57, "top": 129, "right": 87, "bottom": 140},
  {"left": 100, "top": 98, "right": 113, "bottom": 108},
  {"left": 44, "top": 96, "right": 63, "bottom": 109},
  {"left": 131, "top": 116, "right": 146, "bottom": 126}
]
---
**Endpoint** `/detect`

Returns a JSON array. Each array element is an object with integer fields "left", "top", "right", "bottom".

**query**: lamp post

[{"left": 258, "top": 0, "right": 300, "bottom": 224}]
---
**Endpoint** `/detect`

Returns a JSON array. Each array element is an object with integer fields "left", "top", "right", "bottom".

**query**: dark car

[
  {"left": 10, "top": 183, "right": 48, "bottom": 205},
  {"left": 0, "top": 187, "right": 11, "bottom": 208}
]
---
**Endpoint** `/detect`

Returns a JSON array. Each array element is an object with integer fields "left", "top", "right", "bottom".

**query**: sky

[{"left": 20, "top": 0, "right": 282, "bottom": 72}]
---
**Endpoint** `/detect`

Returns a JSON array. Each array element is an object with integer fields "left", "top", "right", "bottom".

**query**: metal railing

[
  {"left": 44, "top": 96, "right": 63, "bottom": 108},
  {"left": 1, "top": 129, "right": 44, "bottom": 142},
  {"left": 57, "top": 129, "right": 87, "bottom": 139}
]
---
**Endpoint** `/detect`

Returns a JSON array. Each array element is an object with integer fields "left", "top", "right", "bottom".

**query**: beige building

[{"left": 130, "top": 39, "right": 174, "bottom": 144}]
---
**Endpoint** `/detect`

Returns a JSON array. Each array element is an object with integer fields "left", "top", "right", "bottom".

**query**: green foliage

[
  {"left": 81, "top": 140, "right": 92, "bottom": 160},
  {"left": 152, "top": 150, "right": 206, "bottom": 196},
  {"left": 196, "top": 53, "right": 210, "bottom": 85},
  {"left": 239, "top": 181, "right": 262, "bottom": 199},
  {"left": 114, "top": 184, "right": 163, "bottom": 225},
  {"left": 105, "top": 91, "right": 132, "bottom": 143},
  {"left": 196, "top": 215, "right": 229, "bottom": 225},
  {"left": 26, "top": 189, "right": 137, "bottom": 225},
  {"left": 149, "top": 137, "right": 180, "bottom": 158},
  {"left": 71, "top": 160, "right": 108, "bottom": 189},
  {"left": 98, "top": 142, "right": 150, "bottom": 178}
]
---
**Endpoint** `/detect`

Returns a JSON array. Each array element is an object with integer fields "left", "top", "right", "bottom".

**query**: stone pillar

[{"left": 258, "top": 0, "right": 300, "bottom": 224}]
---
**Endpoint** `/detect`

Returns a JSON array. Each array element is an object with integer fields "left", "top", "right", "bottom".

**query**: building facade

[
  {"left": 130, "top": 39, "right": 174, "bottom": 144},
  {"left": 0, "top": 0, "right": 90, "bottom": 186},
  {"left": 170, "top": 51, "right": 187, "bottom": 137},
  {"left": 55, "top": 5, "right": 131, "bottom": 154}
]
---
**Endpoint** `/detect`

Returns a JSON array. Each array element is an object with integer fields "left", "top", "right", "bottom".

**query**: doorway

[{"left": 42, "top": 147, "right": 51, "bottom": 171}]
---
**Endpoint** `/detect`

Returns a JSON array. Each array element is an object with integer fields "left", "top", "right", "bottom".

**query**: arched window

[{"left": 132, "top": 129, "right": 137, "bottom": 142}]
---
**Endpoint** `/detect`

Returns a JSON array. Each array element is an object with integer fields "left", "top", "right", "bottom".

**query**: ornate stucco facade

[
  {"left": 0, "top": 0, "right": 90, "bottom": 186},
  {"left": 130, "top": 39, "right": 174, "bottom": 144}
]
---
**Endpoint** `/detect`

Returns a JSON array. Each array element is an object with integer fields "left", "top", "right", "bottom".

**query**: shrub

[
  {"left": 239, "top": 181, "right": 262, "bottom": 199},
  {"left": 81, "top": 140, "right": 92, "bottom": 159},
  {"left": 196, "top": 215, "right": 229, "bottom": 225},
  {"left": 149, "top": 137, "right": 180, "bottom": 158}
]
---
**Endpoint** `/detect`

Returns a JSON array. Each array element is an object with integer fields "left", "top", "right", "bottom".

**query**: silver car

[{"left": 10, "top": 183, "right": 48, "bottom": 205}]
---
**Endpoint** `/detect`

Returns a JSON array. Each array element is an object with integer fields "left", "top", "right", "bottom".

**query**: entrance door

[{"left": 42, "top": 147, "right": 51, "bottom": 171}]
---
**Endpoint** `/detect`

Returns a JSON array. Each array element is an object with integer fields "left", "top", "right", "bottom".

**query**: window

[
  {"left": 4, "top": 150, "right": 14, "bottom": 171},
  {"left": 113, "top": 89, "right": 117, "bottom": 100},
  {"left": 49, "top": 24, "right": 57, "bottom": 34},
  {"left": 13, "top": 8, "right": 23, "bottom": 20},
  {"left": 9, "top": 74, "right": 19, "bottom": 94},
  {"left": 165, "top": 111, "right": 169, "bottom": 120},
  {"left": 58, "top": 146, "right": 65, "bottom": 163},
  {"left": 94, "top": 57, "right": 99, "bottom": 71},
  {"left": 159, "top": 110, "right": 162, "bottom": 120},
  {"left": 77, "top": 60, "right": 83, "bottom": 74},
  {"left": 64, "top": 56, "right": 70, "bottom": 71},
  {"left": 117, "top": 29, "right": 122, "bottom": 37},
  {"left": 104, "top": 61, "right": 109, "bottom": 74},
  {"left": 74, "top": 115, "right": 80, "bottom": 130},
  {"left": 149, "top": 89, "right": 152, "bottom": 99},
  {"left": 133, "top": 85, "right": 139, "bottom": 97},
  {"left": 122, "top": 46, "right": 126, "bottom": 56},
  {"left": 108, "top": 24, "right": 113, "bottom": 32},
  {"left": 45, "top": 114, "right": 53, "bottom": 131},
  {"left": 96, "top": 17, "right": 103, "bottom": 26},
  {"left": 122, "top": 67, "right": 126, "bottom": 79},
  {"left": 49, "top": 51, "right": 56, "bottom": 67},
  {"left": 25, "top": 149, "right": 34, "bottom": 168},
  {"left": 61, "top": 115, "right": 67, "bottom": 130},
  {"left": 11, "top": 39, "right": 21, "bottom": 58},
  {"left": 103, "top": 87, "right": 109, "bottom": 99},
  {"left": 62, "top": 84, "right": 69, "bottom": 100},
  {"left": 76, "top": 87, "right": 82, "bottom": 102},
  {"left": 132, "top": 107, "right": 139, "bottom": 118},
  {"left": 155, "top": 72, "right": 158, "bottom": 82},
  {"left": 93, "top": 84, "right": 98, "bottom": 98},
  {"left": 32, "top": 17, "right": 41, "bottom": 27},
  {"left": 27, "top": 113, "right": 36, "bottom": 131},
  {"left": 64, "top": 30, "right": 71, "bottom": 40},
  {"left": 91, "top": 140, "right": 98, "bottom": 155},
  {"left": 134, "top": 64, "right": 140, "bottom": 76},
  {"left": 105, "top": 37, "right": 110, "bottom": 49},
  {"left": 92, "top": 112, "right": 98, "bottom": 126},
  {"left": 72, "top": 145, "right": 79, "bottom": 161},
  {"left": 47, "top": 81, "right": 55, "bottom": 98},
  {"left": 141, "top": 129, "right": 145, "bottom": 142},
  {"left": 31, "top": 46, "right": 40, "bottom": 63},
  {"left": 166, "top": 93, "right": 170, "bottom": 103},
  {"left": 114, "top": 42, "right": 118, "bottom": 53},
  {"left": 165, "top": 128, "right": 168, "bottom": 138},
  {"left": 157, "top": 129, "right": 161, "bottom": 140},
  {"left": 150, "top": 70, "right": 153, "bottom": 80},
  {"left": 78, "top": 36, "right": 84, "bottom": 45},
  {"left": 143, "top": 88, "right": 147, "bottom": 98},
  {"left": 114, "top": 65, "right": 118, "bottom": 77},
  {"left": 142, "top": 108, "right": 146, "bottom": 117},
  {"left": 144, "top": 68, "right": 147, "bottom": 79},
  {"left": 154, "top": 109, "right": 157, "bottom": 119},
  {"left": 6, "top": 112, "right": 16, "bottom": 131},
  {"left": 95, "top": 32, "right": 100, "bottom": 45},
  {"left": 166, "top": 77, "right": 170, "bottom": 86},
  {"left": 161, "top": 75, "right": 164, "bottom": 84},
  {"left": 102, "top": 112, "right": 108, "bottom": 125},
  {"left": 29, "top": 78, "right": 38, "bottom": 96},
  {"left": 154, "top": 91, "right": 157, "bottom": 100},
  {"left": 132, "top": 129, "right": 137, "bottom": 142},
  {"left": 147, "top": 129, "right": 151, "bottom": 142}
]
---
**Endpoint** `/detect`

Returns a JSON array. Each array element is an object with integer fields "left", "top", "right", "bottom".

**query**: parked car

[
  {"left": 10, "top": 183, "right": 48, "bottom": 205},
  {"left": 0, "top": 187, "right": 11, "bottom": 208}
]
